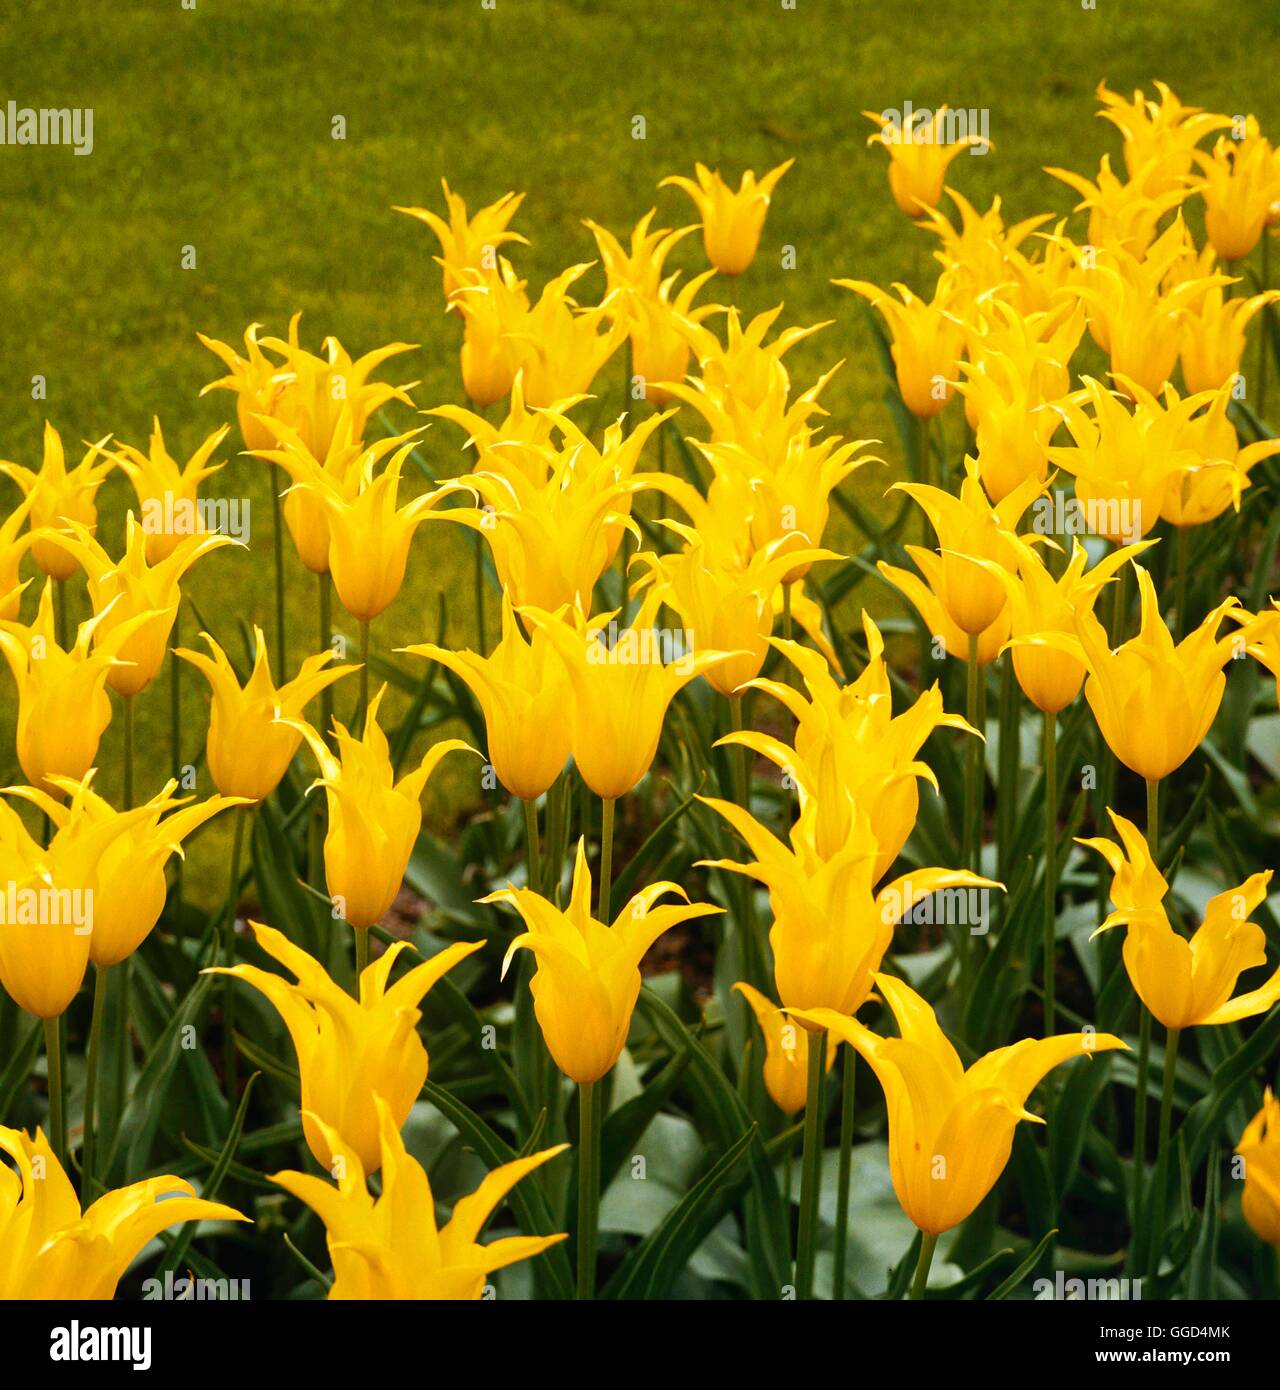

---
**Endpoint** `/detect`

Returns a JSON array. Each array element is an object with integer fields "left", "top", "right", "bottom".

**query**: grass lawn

[{"left": 1, "top": 0, "right": 1276, "bottom": 895}]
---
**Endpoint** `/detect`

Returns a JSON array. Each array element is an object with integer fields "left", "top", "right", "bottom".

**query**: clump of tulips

[{"left": 2, "top": 78, "right": 1280, "bottom": 1305}]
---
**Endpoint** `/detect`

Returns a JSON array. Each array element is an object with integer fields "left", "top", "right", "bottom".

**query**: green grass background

[{"left": 1, "top": 0, "right": 1277, "bottom": 898}]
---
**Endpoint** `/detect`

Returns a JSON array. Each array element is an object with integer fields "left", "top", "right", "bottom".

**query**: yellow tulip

[
  {"left": 249, "top": 412, "right": 416, "bottom": 574},
  {"left": 271, "top": 1096, "right": 566, "bottom": 1299},
  {"left": 733, "top": 981, "right": 834, "bottom": 1115},
  {"left": 109, "top": 418, "right": 229, "bottom": 562},
  {"left": 890, "top": 455, "right": 1047, "bottom": 635},
  {"left": 0, "top": 1124, "right": 247, "bottom": 1298},
  {"left": 959, "top": 297, "right": 1084, "bottom": 424},
  {"left": 1177, "top": 253, "right": 1280, "bottom": 392},
  {"left": 401, "top": 593, "right": 571, "bottom": 802},
  {"left": 793, "top": 973, "right": 1125, "bottom": 1234},
  {"left": 176, "top": 626, "right": 356, "bottom": 801},
  {"left": 484, "top": 838, "right": 721, "bottom": 1082},
  {"left": 584, "top": 209, "right": 696, "bottom": 311},
  {"left": 394, "top": 179, "right": 528, "bottom": 301},
  {"left": 6, "top": 771, "right": 244, "bottom": 967},
  {"left": 1061, "top": 566, "right": 1248, "bottom": 781},
  {"left": 522, "top": 600, "right": 733, "bottom": 801},
  {"left": 674, "top": 303, "right": 829, "bottom": 414},
  {"left": 955, "top": 349, "right": 1070, "bottom": 502},
  {"left": 1048, "top": 375, "right": 1208, "bottom": 542},
  {"left": 660, "top": 159, "right": 792, "bottom": 276},
  {"left": 1241, "top": 599, "right": 1280, "bottom": 708},
  {"left": 721, "top": 616, "right": 976, "bottom": 879},
  {"left": 451, "top": 258, "right": 531, "bottom": 406},
  {"left": 0, "top": 778, "right": 172, "bottom": 1015},
  {"left": 1083, "top": 811, "right": 1278, "bottom": 1030},
  {"left": 429, "top": 370, "right": 583, "bottom": 471},
  {"left": 700, "top": 796, "right": 998, "bottom": 1021},
  {"left": 291, "top": 687, "right": 475, "bottom": 929},
  {"left": 0, "top": 422, "right": 114, "bottom": 581},
  {"left": 47, "top": 514, "right": 235, "bottom": 696},
  {"left": 506, "top": 263, "right": 627, "bottom": 407},
  {"left": 834, "top": 278, "right": 965, "bottom": 418},
  {"left": 208, "top": 920, "right": 481, "bottom": 1171},
  {"left": 0, "top": 495, "right": 43, "bottom": 621},
  {"left": 628, "top": 268, "right": 719, "bottom": 407},
  {"left": 879, "top": 556, "right": 1009, "bottom": 666},
  {"left": 917, "top": 191, "right": 1052, "bottom": 315},
  {"left": 0, "top": 581, "right": 155, "bottom": 793},
  {"left": 1162, "top": 383, "right": 1280, "bottom": 526},
  {"left": 1194, "top": 122, "right": 1280, "bottom": 263},
  {"left": 863, "top": 106, "right": 989, "bottom": 218},
  {"left": 288, "top": 441, "right": 468, "bottom": 623},
  {"left": 1095, "top": 80, "right": 1231, "bottom": 197},
  {"left": 1237, "top": 1090, "right": 1280, "bottom": 1246},
  {"left": 199, "top": 321, "right": 293, "bottom": 452},
  {"left": 993, "top": 535, "right": 1153, "bottom": 714},
  {"left": 1045, "top": 153, "right": 1189, "bottom": 256},
  {"left": 635, "top": 531, "right": 836, "bottom": 698}
]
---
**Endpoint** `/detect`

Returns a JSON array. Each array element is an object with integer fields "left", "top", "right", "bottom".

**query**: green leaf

[{"left": 986, "top": 1227, "right": 1059, "bottom": 1300}]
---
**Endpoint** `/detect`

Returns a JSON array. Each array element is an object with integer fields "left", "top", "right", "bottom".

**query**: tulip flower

[
  {"left": 429, "top": 370, "right": 583, "bottom": 472},
  {"left": 878, "top": 558, "right": 1010, "bottom": 666},
  {"left": 291, "top": 687, "right": 475, "bottom": 933},
  {"left": 109, "top": 418, "right": 229, "bottom": 562},
  {"left": 0, "top": 495, "right": 43, "bottom": 622},
  {"left": 505, "top": 263, "right": 627, "bottom": 407},
  {"left": 0, "top": 1124, "right": 247, "bottom": 1298},
  {"left": 863, "top": 106, "right": 989, "bottom": 218},
  {"left": 522, "top": 600, "right": 734, "bottom": 802},
  {"left": 249, "top": 413, "right": 416, "bottom": 574},
  {"left": 722, "top": 617, "right": 976, "bottom": 880},
  {"left": 834, "top": 278, "right": 965, "bottom": 418},
  {"left": 627, "top": 268, "right": 719, "bottom": 406},
  {"left": 484, "top": 838, "right": 721, "bottom": 1083},
  {"left": 176, "top": 627, "right": 356, "bottom": 801},
  {"left": 889, "top": 455, "right": 1048, "bottom": 636},
  {"left": 674, "top": 303, "right": 829, "bottom": 414},
  {"left": 271, "top": 1096, "right": 567, "bottom": 1299},
  {"left": 0, "top": 582, "right": 155, "bottom": 793},
  {"left": 792, "top": 973, "right": 1125, "bottom": 1237},
  {"left": 1082, "top": 811, "right": 1278, "bottom": 1031},
  {"left": 1180, "top": 279, "right": 1280, "bottom": 395},
  {"left": 584, "top": 209, "right": 696, "bottom": 311},
  {"left": 660, "top": 159, "right": 793, "bottom": 276},
  {"left": 1047, "top": 376, "right": 1209, "bottom": 542},
  {"left": 1095, "top": 80, "right": 1231, "bottom": 197},
  {"left": 1241, "top": 598, "right": 1280, "bottom": 708},
  {"left": 208, "top": 920, "right": 482, "bottom": 1171},
  {"left": 917, "top": 190, "right": 1052, "bottom": 315},
  {"left": 198, "top": 321, "right": 292, "bottom": 452},
  {"left": 1052, "top": 565, "right": 1248, "bottom": 783},
  {"left": 959, "top": 297, "right": 1084, "bottom": 424},
  {"left": 700, "top": 795, "right": 999, "bottom": 1020},
  {"left": 733, "top": 981, "right": 834, "bottom": 1115},
  {"left": 1045, "top": 153, "right": 1189, "bottom": 256},
  {"left": 955, "top": 349, "right": 1070, "bottom": 502},
  {"left": 1194, "top": 122, "right": 1280, "bottom": 263},
  {"left": 1162, "top": 383, "right": 1280, "bottom": 526},
  {"left": 0, "top": 423, "right": 114, "bottom": 581},
  {"left": 46, "top": 514, "right": 236, "bottom": 697},
  {"left": 1237, "top": 1090, "right": 1280, "bottom": 1247},
  {"left": 394, "top": 179, "right": 528, "bottom": 300},
  {"left": 401, "top": 592, "right": 572, "bottom": 803},
  {"left": 450, "top": 258, "right": 532, "bottom": 406}
]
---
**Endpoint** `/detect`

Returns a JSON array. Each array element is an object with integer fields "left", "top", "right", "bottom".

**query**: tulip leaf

[
  {"left": 985, "top": 1227, "right": 1059, "bottom": 1300},
  {"left": 609, "top": 773, "right": 706, "bottom": 908},
  {"left": 1183, "top": 1005, "right": 1280, "bottom": 1172},
  {"left": 422, "top": 1080, "right": 573, "bottom": 1300},
  {"left": 598, "top": 1045, "right": 692, "bottom": 1197},
  {"left": 602, "top": 1123, "right": 756, "bottom": 1299},
  {"left": 1050, "top": 1051, "right": 1115, "bottom": 1201},
  {"left": 0, "top": 1014, "right": 40, "bottom": 1118}
]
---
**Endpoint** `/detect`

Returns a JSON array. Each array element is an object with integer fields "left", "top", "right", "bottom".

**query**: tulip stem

[
  {"left": 997, "top": 655, "right": 1017, "bottom": 884},
  {"left": 81, "top": 963, "right": 109, "bottom": 1197},
  {"left": 576, "top": 1080, "right": 600, "bottom": 1300},
  {"left": 43, "top": 1014, "right": 65, "bottom": 1171},
  {"left": 1130, "top": 1006, "right": 1152, "bottom": 1255},
  {"left": 522, "top": 797, "right": 542, "bottom": 895},
  {"left": 918, "top": 413, "right": 931, "bottom": 489},
  {"left": 473, "top": 537, "right": 486, "bottom": 653},
  {"left": 909, "top": 1231, "right": 938, "bottom": 1300},
  {"left": 1260, "top": 232, "right": 1271, "bottom": 419},
  {"left": 354, "top": 925, "right": 369, "bottom": 982},
  {"left": 796, "top": 1028, "right": 827, "bottom": 1299},
  {"left": 728, "top": 694, "right": 749, "bottom": 808},
  {"left": 1173, "top": 526, "right": 1190, "bottom": 644},
  {"left": 782, "top": 582, "right": 793, "bottom": 642},
  {"left": 123, "top": 693, "right": 135, "bottom": 810},
  {"left": 271, "top": 473, "right": 287, "bottom": 680},
  {"left": 319, "top": 572, "right": 334, "bottom": 740},
  {"left": 832, "top": 1050, "right": 857, "bottom": 1299},
  {"left": 222, "top": 804, "right": 249, "bottom": 1102},
  {"left": 598, "top": 797, "right": 615, "bottom": 922},
  {"left": 1043, "top": 708, "right": 1058, "bottom": 1037},
  {"left": 1144, "top": 1026, "right": 1180, "bottom": 1278},
  {"left": 1146, "top": 777, "right": 1159, "bottom": 868},
  {"left": 543, "top": 774, "right": 566, "bottom": 902},
  {"left": 358, "top": 620, "right": 370, "bottom": 728},
  {"left": 55, "top": 576, "right": 70, "bottom": 651},
  {"left": 960, "top": 633, "right": 982, "bottom": 1004}
]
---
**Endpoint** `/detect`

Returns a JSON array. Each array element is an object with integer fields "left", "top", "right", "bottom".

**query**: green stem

[
  {"left": 43, "top": 1014, "right": 65, "bottom": 1171},
  {"left": 960, "top": 633, "right": 982, "bottom": 1003},
  {"left": 354, "top": 925, "right": 369, "bottom": 983},
  {"left": 577, "top": 1080, "right": 600, "bottom": 1299},
  {"left": 522, "top": 797, "right": 542, "bottom": 895},
  {"left": 358, "top": 619, "right": 370, "bottom": 728},
  {"left": 918, "top": 413, "right": 931, "bottom": 489},
  {"left": 1173, "top": 525, "right": 1190, "bottom": 643},
  {"left": 1147, "top": 777, "right": 1159, "bottom": 869},
  {"left": 170, "top": 608, "right": 184, "bottom": 928},
  {"left": 271, "top": 474, "right": 287, "bottom": 679},
  {"left": 81, "top": 963, "right": 109, "bottom": 1197},
  {"left": 796, "top": 1028, "right": 828, "bottom": 1299},
  {"left": 1144, "top": 1026, "right": 1180, "bottom": 1278},
  {"left": 1260, "top": 232, "right": 1271, "bottom": 420},
  {"left": 473, "top": 537, "right": 487, "bottom": 652},
  {"left": 223, "top": 804, "right": 248, "bottom": 1102},
  {"left": 909, "top": 1231, "right": 939, "bottom": 1300},
  {"left": 782, "top": 581, "right": 793, "bottom": 643},
  {"left": 55, "top": 577, "right": 70, "bottom": 651},
  {"left": 832, "top": 1050, "right": 857, "bottom": 1300},
  {"left": 1130, "top": 1006, "right": 1151, "bottom": 1254},
  {"left": 728, "top": 694, "right": 749, "bottom": 807},
  {"left": 319, "top": 572, "right": 334, "bottom": 742},
  {"left": 1043, "top": 708, "right": 1058, "bottom": 1037},
  {"left": 122, "top": 694, "right": 135, "bottom": 809},
  {"left": 598, "top": 797, "right": 615, "bottom": 922},
  {"left": 543, "top": 774, "right": 566, "bottom": 902},
  {"left": 997, "top": 654, "right": 1017, "bottom": 883}
]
